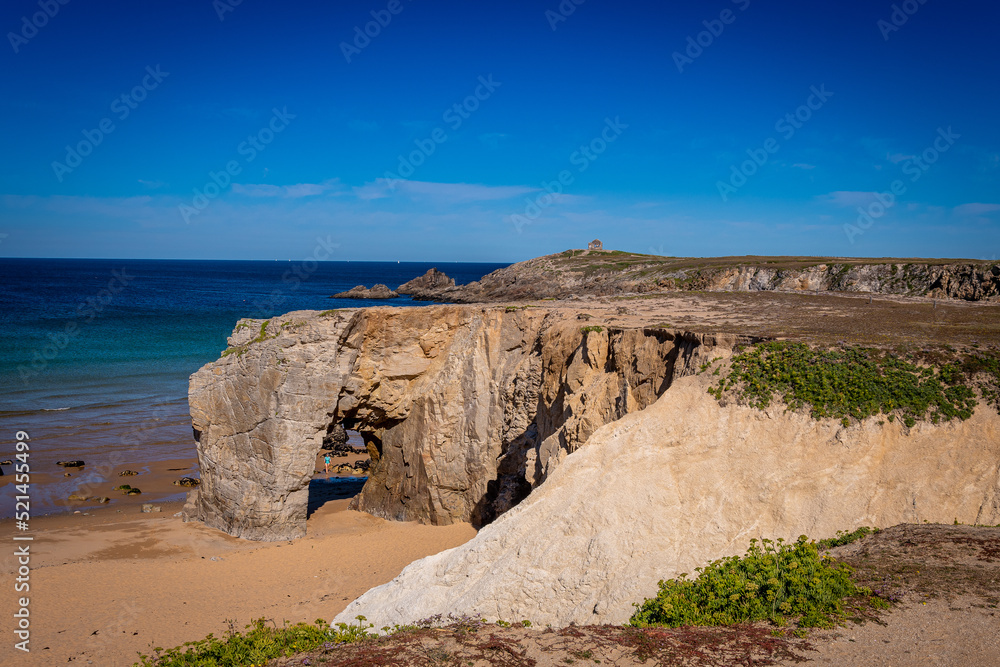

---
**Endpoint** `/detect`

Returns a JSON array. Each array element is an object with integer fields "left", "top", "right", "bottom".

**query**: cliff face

[
  {"left": 335, "top": 369, "right": 1000, "bottom": 628},
  {"left": 675, "top": 262, "right": 1000, "bottom": 301},
  {"left": 185, "top": 306, "right": 750, "bottom": 540},
  {"left": 415, "top": 252, "right": 1000, "bottom": 302}
]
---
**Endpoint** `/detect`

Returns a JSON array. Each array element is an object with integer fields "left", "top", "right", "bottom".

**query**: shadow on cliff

[
  {"left": 307, "top": 477, "right": 367, "bottom": 518},
  {"left": 471, "top": 328, "right": 683, "bottom": 527}
]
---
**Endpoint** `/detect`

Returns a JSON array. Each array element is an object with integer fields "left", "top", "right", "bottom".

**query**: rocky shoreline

[
  {"left": 393, "top": 250, "right": 1000, "bottom": 303},
  {"left": 181, "top": 255, "right": 1000, "bottom": 634}
]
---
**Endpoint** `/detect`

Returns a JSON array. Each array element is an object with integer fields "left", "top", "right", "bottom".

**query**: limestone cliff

[
  {"left": 411, "top": 252, "right": 1000, "bottom": 302},
  {"left": 334, "top": 369, "right": 1000, "bottom": 628},
  {"left": 185, "top": 306, "right": 752, "bottom": 540}
]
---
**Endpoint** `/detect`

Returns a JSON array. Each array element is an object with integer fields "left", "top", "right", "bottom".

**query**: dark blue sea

[{"left": 0, "top": 258, "right": 506, "bottom": 516}]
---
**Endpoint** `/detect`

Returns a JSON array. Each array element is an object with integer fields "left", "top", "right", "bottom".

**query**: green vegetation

[
  {"left": 580, "top": 325, "right": 605, "bottom": 334},
  {"left": 221, "top": 320, "right": 284, "bottom": 358},
  {"left": 630, "top": 536, "right": 872, "bottom": 630},
  {"left": 708, "top": 341, "right": 1000, "bottom": 427},
  {"left": 816, "top": 527, "right": 879, "bottom": 550},
  {"left": 253, "top": 320, "right": 270, "bottom": 343},
  {"left": 134, "top": 617, "right": 373, "bottom": 667}
]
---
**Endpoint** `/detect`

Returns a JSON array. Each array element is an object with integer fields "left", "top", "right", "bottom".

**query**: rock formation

[
  {"left": 331, "top": 284, "right": 399, "bottom": 299},
  {"left": 334, "top": 368, "right": 1000, "bottom": 629},
  {"left": 403, "top": 252, "right": 1000, "bottom": 303},
  {"left": 185, "top": 306, "right": 748, "bottom": 540},
  {"left": 396, "top": 268, "right": 455, "bottom": 299},
  {"left": 324, "top": 423, "right": 348, "bottom": 448}
]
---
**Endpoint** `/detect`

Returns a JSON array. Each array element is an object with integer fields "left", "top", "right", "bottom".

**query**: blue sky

[{"left": 1, "top": 0, "right": 998, "bottom": 261}]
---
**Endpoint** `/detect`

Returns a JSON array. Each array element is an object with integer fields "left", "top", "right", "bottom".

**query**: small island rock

[
  {"left": 331, "top": 284, "right": 399, "bottom": 299},
  {"left": 397, "top": 268, "right": 456, "bottom": 297}
]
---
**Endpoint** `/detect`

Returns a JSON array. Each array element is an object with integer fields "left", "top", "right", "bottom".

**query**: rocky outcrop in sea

[{"left": 331, "top": 284, "right": 399, "bottom": 299}]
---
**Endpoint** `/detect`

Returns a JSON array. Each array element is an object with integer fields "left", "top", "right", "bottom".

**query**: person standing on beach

[{"left": 324, "top": 453, "right": 331, "bottom": 475}]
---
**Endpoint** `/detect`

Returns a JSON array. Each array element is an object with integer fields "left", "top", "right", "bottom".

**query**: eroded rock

[
  {"left": 396, "top": 268, "right": 456, "bottom": 299},
  {"left": 331, "top": 284, "right": 399, "bottom": 299},
  {"left": 185, "top": 307, "right": 746, "bottom": 540}
]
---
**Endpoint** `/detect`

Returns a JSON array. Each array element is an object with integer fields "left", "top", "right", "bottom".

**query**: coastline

[{"left": 0, "top": 472, "right": 476, "bottom": 666}]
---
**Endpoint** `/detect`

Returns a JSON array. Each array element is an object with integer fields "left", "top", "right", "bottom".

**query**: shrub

[
  {"left": 708, "top": 341, "right": 983, "bottom": 426},
  {"left": 630, "top": 537, "right": 860, "bottom": 629},
  {"left": 134, "top": 617, "right": 372, "bottom": 667},
  {"left": 816, "top": 526, "right": 879, "bottom": 550}
]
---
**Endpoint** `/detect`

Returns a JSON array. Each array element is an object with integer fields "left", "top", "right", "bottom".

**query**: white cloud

[
  {"left": 354, "top": 179, "right": 539, "bottom": 203},
  {"left": 953, "top": 203, "right": 1000, "bottom": 217},
  {"left": 231, "top": 179, "right": 344, "bottom": 198},
  {"left": 818, "top": 191, "right": 878, "bottom": 207},
  {"left": 887, "top": 152, "right": 915, "bottom": 164}
]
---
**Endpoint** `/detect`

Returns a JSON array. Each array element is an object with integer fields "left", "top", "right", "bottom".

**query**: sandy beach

[{"left": 0, "top": 456, "right": 476, "bottom": 666}]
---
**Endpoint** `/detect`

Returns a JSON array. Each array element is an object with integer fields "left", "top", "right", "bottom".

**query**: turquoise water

[{"left": 0, "top": 258, "right": 505, "bottom": 515}]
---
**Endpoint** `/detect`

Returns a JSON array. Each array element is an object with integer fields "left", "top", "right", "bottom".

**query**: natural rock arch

[{"left": 185, "top": 306, "right": 752, "bottom": 541}]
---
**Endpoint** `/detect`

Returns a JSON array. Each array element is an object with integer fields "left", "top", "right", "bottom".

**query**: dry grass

[{"left": 269, "top": 524, "right": 1000, "bottom": 667}]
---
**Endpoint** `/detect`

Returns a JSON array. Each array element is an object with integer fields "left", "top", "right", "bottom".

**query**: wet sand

[
  {"left": 0, "top": 457, "right": 198, "bottom": 518},
  {"left": 0, "top": 458, "right": 476, "bottom": 666}
]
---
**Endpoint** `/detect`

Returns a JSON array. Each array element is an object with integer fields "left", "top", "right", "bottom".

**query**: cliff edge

[
  {"left": 408, "top": 252, "right": 1000, "bottom": 303},
  {"left": 185, "top": 306, "right": 750, "bottom": 540}
]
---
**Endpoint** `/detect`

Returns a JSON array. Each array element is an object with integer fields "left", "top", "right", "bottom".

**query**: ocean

[{"left": 0, "top": 258, "right": 506, "bottom": 516}]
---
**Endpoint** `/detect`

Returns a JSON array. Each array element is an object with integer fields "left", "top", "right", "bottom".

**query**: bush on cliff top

[
  {"left": 708, "top": 341, "right": 1000, "bottom": 427},
  {"left": 134, "top": 617, "right": 372, "bottom": 667},
  {"left": 630, "top": 536, "right": 867, "bottom": 630}
]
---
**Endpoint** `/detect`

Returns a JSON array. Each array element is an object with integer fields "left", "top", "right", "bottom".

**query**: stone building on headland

[{"left": 588, "top": 239, "right": 603, "bottom": 251}]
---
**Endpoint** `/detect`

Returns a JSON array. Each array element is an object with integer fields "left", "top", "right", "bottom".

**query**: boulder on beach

[
  {"left": 331, "top": 284, "right": 399, "bottom": 299},
  {"left": 118, "top": 470, "right": 138, "bottom": 476},
  {"left": 321, "top": 423, "right": 348, "bottom": 450},
  {"left": 174, "top": 477, "right": 201, "bottom": 487},
  {"left": 57, "top": 460, "right": 85, "bottom": 467}
]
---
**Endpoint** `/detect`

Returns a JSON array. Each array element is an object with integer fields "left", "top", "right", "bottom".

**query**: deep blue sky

[{"left": 1, "top": 0, "right": 998, "bottom": 261}]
